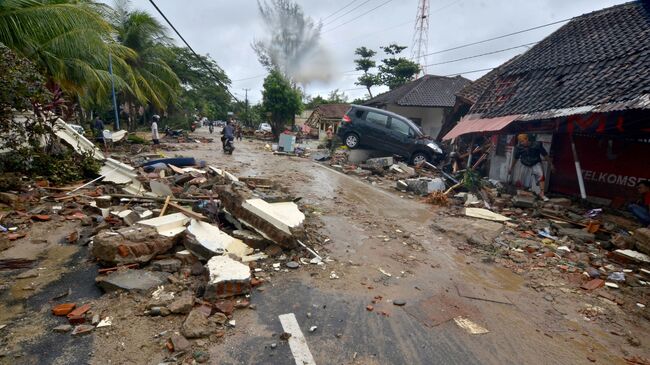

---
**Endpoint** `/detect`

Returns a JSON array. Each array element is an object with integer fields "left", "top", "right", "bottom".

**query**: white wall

[{"left": 385, "top": 105, "right": 447, "bottom": 139}]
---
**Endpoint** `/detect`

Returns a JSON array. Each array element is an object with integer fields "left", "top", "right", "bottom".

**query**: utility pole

[
  {"left": 108, "top": 53, "right": 120, "bottom": 130},
  {"left": 242, "top": 88, "right": 250, "bottom": 127},
  {"left": 411, "top": 0, "right": 430, "bottom": 78}
]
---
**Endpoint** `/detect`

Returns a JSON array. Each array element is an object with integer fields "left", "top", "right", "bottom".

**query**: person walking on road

[
  {"left": 151, "top": 115, "right": 160, "bottom": 151},
  {"left": 509, "top": 134, "right": 553, "bottom": 202}
]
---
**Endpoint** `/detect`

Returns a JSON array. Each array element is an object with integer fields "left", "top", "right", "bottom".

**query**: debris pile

[
  {"left": 433, "top": 182, "right": 650, "bottom": 316},
  {"left": 0, "top": 123, "right": 329, "bottom": 362}
]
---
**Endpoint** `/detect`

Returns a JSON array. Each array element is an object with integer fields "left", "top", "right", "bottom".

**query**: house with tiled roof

[
  {"left": 443, "top": 1, "right": 650, "bottom": 202},
  {"left": 364, "top": 74, "right": 471, "bottom": 139},
  {"left": 305, "top": 103, "right": 351, "bottom": 139}
]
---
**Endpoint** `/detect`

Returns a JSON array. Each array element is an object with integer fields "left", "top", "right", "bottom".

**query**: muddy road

[{"left": 168, "top": 132, "right": 639, "bottom": 365}]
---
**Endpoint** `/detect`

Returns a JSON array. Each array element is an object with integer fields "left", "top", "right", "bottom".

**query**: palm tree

[
  {"left": 0, "top": 0, "right": 136, "bottom": 106},
  {"left": 111, "top": 0, "right": 180, "bottom": 130}
]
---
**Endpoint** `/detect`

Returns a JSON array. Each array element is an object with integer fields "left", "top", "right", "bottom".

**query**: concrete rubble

[{"left": 92, "top": 226, "right": 175, "bottom": 265}]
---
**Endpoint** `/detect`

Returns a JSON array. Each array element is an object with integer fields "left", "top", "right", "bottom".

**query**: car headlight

[{"left": 427, "top": 142, "right": 443, "bottom": 154}]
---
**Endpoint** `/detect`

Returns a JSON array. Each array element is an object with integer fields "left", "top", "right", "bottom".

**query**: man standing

[
  {"left": 94, "top": 116, "right": 105, "bottom": 140},
  {"left": 509, "top": 134, "right": 553, "bottom": 201},
  {"left": 151, "top": 115, "right": 160, "bottom": 148},
  {"left": 629, "top": 181, "right": 650, "bottom": 226}
]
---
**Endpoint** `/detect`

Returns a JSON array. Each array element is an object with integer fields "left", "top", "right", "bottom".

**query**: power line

[
  {"left": 415, "top": 17, "right": 573, "bottom": 59},
  {"left": 322, "top": 0, "right": 359, "bottom": 22},
  {"left": 322, "top": 0, "right": 374, "bottom": 28},
  {"left": 445, "top": 67, "right": 497, "bottom": 77},
  {"left": 147, "top": 0, "right": 239, "bottom": 102},
  {"left": 231, "top": 74, "right": 266, "bottom": 82},
  {"left": 324, "top": 0, "right": 396, "bottom": 33},
  {"left": 425, "top": 42, "right": 537, "bottom": 67}
]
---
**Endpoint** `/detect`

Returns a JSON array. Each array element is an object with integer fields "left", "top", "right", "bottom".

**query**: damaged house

[
  {"left": 364, "top": 74, "right": 471, "bottom": 139},
  {"left": 443, "top": 1, "right": 650, "bottom": 204},
  {"left": 305, "top": 103, "right": 350, "bottom": 140}
]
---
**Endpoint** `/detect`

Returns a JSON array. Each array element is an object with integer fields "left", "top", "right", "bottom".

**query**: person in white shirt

[{"left": 151, "top": 115, "right": 160, "bottom": 146}]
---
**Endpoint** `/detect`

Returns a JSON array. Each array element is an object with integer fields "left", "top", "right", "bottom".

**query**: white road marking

[{"left": 279, "top": 313, "right": 317, "bottom": 365}]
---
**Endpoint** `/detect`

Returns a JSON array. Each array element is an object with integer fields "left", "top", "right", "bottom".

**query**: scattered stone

[
  {"left": 366, "top": 305, "right": 374, "bottom": 312},
  {"left": 309, "top": 326, "right": 317, "bottom": 332},
  {"left": 91, "top": 314, "right": 100, "bottom": 325},
  {"left": 393, "top": 299, "right": 406, "bottom": 306},
  {"left": 151, "top": 258, "right": 182, "bottom": 273},
  {"left": 170, "top": 334, "right": 191, "bottom": 352},
  {"left": 285, "top": 261, "right": 299, "bottom": 269},
  {"left": 544, "top": 295, "right": 553, "bottom": 302},
  {"left": 193, "top": 350, "right": 210, "bottom": 363},
  {"left": 280, "top": 332, "right": 292, "bottom": 341},
  {"left": 214, "top": 300, "right": 234, "bottom": 316},
  {"left": 270, "top": 343, "right": 277, "bottom": 349},
  {"left": 16, "top": 269, "right": 39, "bottom": 279},
  {"left": 97, "top": 270, "right": 169, "bottom": 293},
  {"left": 71, "top": 325, "right": 94, "bottom": 336},
  {"left": 581, "top": 279, "right": 605, "bottom": 291},
  {"left": 53, "top": 325, "right": 72, "bottom": 333},
  {"left": 169, "top": 295, "right": 194, "bottom": 314},
  {"left": 211, "top": 313, "right": 228, "bottom": 326},
  {"left": 181, "top": 309, "right": 211, "bottom": 338},
  {"left": 190, "top": 262, "right": 204, "bottom": 276}
]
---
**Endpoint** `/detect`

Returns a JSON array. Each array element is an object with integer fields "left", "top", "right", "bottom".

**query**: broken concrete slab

[
  {"left": 633, "top": 228, "right": 650, "bottom": 255},
  {"left": 557, "top": 227, "right": 595, "bottom": 243},
  {"left": 405, "top": 178, "right": 445, "bottom": 195},
  {"left": 232, "top": 229, "right": 268, "bottom": 249},
  {"left": 185, "top": 219, "right": 245, "bottom": 260},
  {"left": 150, "top": 180, "right": 174, "bottom": 197},
  {"left": 101, "top": 157, "right": 144, "bottom": 196},
  {"left": 204, "top": 255, "right": 251, "bottom": 300},
  {"left": 92, "top": 226, "right": 175, "bottom": 265},
  {"left": 138, "top": 213, "right": 190, "bottom": 237},
  {"left": 54, "top": 119, "right": 105, "bottom": 160},
  {"left": 512, "top": 195, "right": 535, "bottom": 208},
  {"left": 611, "top": 249, "right": 650, "bottom": 265},
  {"left": 181, "top": 308, "right": 212, "bottom": 338},
  {"left": 241, "top": 199, "right": 304, "bottom": 237},
  {"left": 169, "top": 295, "right": 194, "bottom": 314},
  {"left": 170, "top": 334, "right": 191, "bottom": 352},
  {"left": 464, "top": 207, "right": 510, "bottom": 222},
  {"left": 97, "top": 269, "right": 169, "bottom": 293},
  {"left": 365, "top": 156, "right": 394, "bottom": 169}
]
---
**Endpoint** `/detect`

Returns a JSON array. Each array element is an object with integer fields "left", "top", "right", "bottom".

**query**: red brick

[
  {"left": 581, "top": 279, "right": 605, "bottom": 291},
  {"left": 68, "top": 315, "right": 85, "bottom": 325},
  {"left": 31, "top": 214, "right": 51, "bottom": 221},
  {"left": 67, "top": 303, "right": 91, "bottom": 318},
  {"left": 52, "top": 303, "right": 76, "bottom": 316},
  {"left": 214, "top": 300, "right": 234, "bottom": 316},
  {"left": 366, "top": 305, "right": 374, "bottom": 312}
]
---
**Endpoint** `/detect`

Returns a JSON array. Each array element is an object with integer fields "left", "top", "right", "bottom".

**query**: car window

[
  {"left": 365, "top": 111, "right": 389, "bottom": 127},
  {"left": 389, "top": 118, "right": 410, "bottom": 136},
  {"left": 354, "top": 109, "right": 364, "bottom": 118}
]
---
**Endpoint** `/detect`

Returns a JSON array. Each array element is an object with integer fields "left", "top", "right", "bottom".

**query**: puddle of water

[
  {"left": 454, "top": 254, "right": 524, "bottom": 291},
  {"left": 9, "top": 244, "right": 79, "bottom": 301}
]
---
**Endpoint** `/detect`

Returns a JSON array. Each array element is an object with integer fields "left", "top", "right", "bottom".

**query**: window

[
  {"left": 354, "top": 109, "right": 364, "bottom": 118},
  {"left": 390, "top": 118, "right": 410, "bottom": 136},
  {"left": 365, "top": 111, "right": 389, "bottom": 127}
]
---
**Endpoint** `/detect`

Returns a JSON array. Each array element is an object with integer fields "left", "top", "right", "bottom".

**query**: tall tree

[
  {"left": 378, "top": 43, "right": 420, "bottom": 90},
  {"left": 0, "top": 0, "right": 135, "bottom": 107},
  {"left": 261, "top": 70, "right": 302, "bottom": 137},
  {"left": 112, "top": 0, "right": 180, "bottom": 129},
  {"left": 252, "top": 0, "right": 321, "bottom": 80},
  {"left": 165, "top": 46, "right": 231, "bottom": 127},
  {"left": 354, "top": 46, "right": 379, "bottom": 98}
]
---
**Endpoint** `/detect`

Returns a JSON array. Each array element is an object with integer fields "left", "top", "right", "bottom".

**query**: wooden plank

[
  {"left": 159, "top": 195, "right": 172, "bottom": 217},
  {"left": 167, "top": 201, "right": 206, "bottom": 220}
]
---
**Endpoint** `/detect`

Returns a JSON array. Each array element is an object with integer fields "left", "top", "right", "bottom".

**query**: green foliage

[
  {"left": 165, "top": 46, "right": 231, "bottom": 126},
  {"left": 0, "top": 46, "right": 53, "bottom": 151},
  {"left": 262, "top": 70, "right": 302, "bottom": 136},
  {"left": 30, "top": 150, "right": 100, "bottom": 185},
  {"left": 127, "top": 134, "right": 147, "bottom": 144},
  {"left": 462, "top": 169, "right": 483, "bottom": 192},
  {"left": 354, "top": 46, "right": 379, "bottom": 97},
  {"left": 378, "top": 44, "right": 420, "bottom": 90}
]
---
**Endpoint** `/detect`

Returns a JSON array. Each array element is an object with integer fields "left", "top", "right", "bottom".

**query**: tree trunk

[{"left": 366, "top": 87, "right": 373, "bottom": 98}]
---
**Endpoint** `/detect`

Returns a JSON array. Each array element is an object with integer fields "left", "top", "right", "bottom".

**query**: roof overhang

[{"left": 442, "top": 114, "right": 521, "bottom": 140}]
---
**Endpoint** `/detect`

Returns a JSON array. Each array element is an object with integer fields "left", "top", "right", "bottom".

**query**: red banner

[{"left": 550, "top": 134, "right": 650, "bottom": 203}]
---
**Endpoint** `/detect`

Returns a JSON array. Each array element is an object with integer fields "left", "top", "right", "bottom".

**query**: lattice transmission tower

[{"left": 411, "top": 0, "right": 430, "bottom": 77}]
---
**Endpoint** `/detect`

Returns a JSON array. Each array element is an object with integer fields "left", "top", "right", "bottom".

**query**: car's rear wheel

[
  {"left": 344, "top": 133, "right": 360, "bottom": 149},
  {"left": 411, "top": 151, "right": 430, "bottom": 165}
]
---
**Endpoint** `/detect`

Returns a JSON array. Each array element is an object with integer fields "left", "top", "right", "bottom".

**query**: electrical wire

[
  {"left": 322, "top": 0, "right": 359, "bottom": 22},
  {"left": 323, "top": 0, "right": 396, "bottom": 33},
  {"left": 425, "top": 42, "right": 537, "bottom": 67},
  {"left": 323, "top": 0, "right": 373, "bottom": 27},
  {"left": 415, "top": 17, "right": 573, "bottom": 59},
  {"left": 231, "top": 74, "right": 267, "bottom": 82},
  {"left": 444, "top": 66, "right": 497, "bottom": 77},
  {"left": 147, "top": 0, "right": 239, "bottom": 102}
]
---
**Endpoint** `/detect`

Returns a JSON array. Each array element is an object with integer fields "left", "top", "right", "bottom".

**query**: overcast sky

[{"left": 123, "top": 0, "right": 629, "bottom": 104}]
